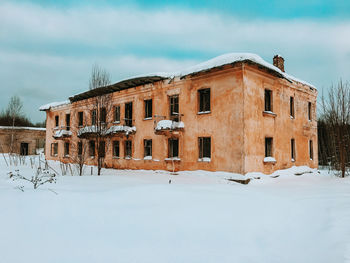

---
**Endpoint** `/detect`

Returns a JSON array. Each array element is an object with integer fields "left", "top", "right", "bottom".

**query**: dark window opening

[
  {"left": 125, "top": 102, "right": 133, "bottom": 127},
  {"left": 144, "top": 99, "right": 152, "bottom": 119},
  {"left": 99, "top": 141, "right": 105, "bottom": 158},
  {"left": 199, "top": 89, "right": 211, "bottom": 112},
  {"left": 169, "top": 95, "right": 179, "bottom": 122},
  {"left": 144, "top": 139, "right": 152, "bottom": 157},
  {"left": 64, "top": 142, "right": 69, "bottom": 156},
  {"left": 78, "top": 111, "right": 84, "bottom": 126},
  {"left": 309, "top": 140, "right": 313, "bottom": 160},
  {"left": 113, "top": 141, "right": 120, "bottom": 157},
  {"left": 125, "top": 140, "right": 132, "bottom": 158},
  {"left": 89, "top": 141, "right": 95, "bottom": 157},
  {"left": 290, "top": 97, "right": 295, "bottom": 118},
  {"left": 291, "top": 139, "right": 295, "bottom": 160},
  {"left": 100, "top": 107, "right": 106, "bottom": 123},
  {"left": 199, "top": 137, "right": 211, "bottom": 159},
  {"left": 308, "top": 102, "right": 312, "bottom": 121},
  {"left": 264, "top": 89, "right": 272, "bottom": 112},
  {"left": 51, "top": 143, "right": 58, "bottom": 156},
  {"left": 265, "top": 137, "right": 273, "bottom": 157},
  {"left": 114, "top": 106, "right": 120, "bottom": 123},
  {"left": 168, "top": 138, "right": 179, "bottom": 158},
  {"left": 91, "top": 110, "right": 97, "bottom": 125},
  {"left": 78, "top": 141, "right": 83, "bottom": 156},
  {"left": 65, "top": 114, "right": 70, "bottom": 130},
  {"left": 20, "top": 143, "right": 29, "bottom": 156},
  {"left": 55, "top": 116, "right": 59, "bottom": 127}
]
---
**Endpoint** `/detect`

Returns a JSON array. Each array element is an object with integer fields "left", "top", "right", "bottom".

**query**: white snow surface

[
  {"left": 106, "top": 125, "right": 136, "bottom": 135},
  {"left": 1, "top": 155, "right": 349, "bottom": 263},
  {"left": 39, "top": 100, "right": 70, "bottom": 111},
  {"left": 264, "top": 157, "right": 277, "bottom": 163},
  {"left": 155, "top": 120, "right": 185, "bottom": 130},
  {"left": 0, "top": 126, "right": 45, "bottom": 131}
]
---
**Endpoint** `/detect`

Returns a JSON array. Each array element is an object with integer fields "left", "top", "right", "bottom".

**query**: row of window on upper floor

[
  {"left": 53, "top": 87, "right": 314, "bottom": 129},
  {"left": 54, "top": 89, "right": 210, "bottom": 128},
  {"left": 264, "top": 89, "right": 314, "bottom": 120}
]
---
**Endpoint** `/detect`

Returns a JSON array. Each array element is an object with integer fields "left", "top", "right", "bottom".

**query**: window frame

[
  {"left": 265, "top": 137, "right": 273, "bottom": 157},
  {"left": 290, "top": 96, "right": 295, "bottom": 118},
  {"left": 169, "top": 95, "right": 179, "bottom": 122},
  {"left": 114, "top": 105, "right": 120, "bottom": 123},
  {"left": 51, "top": 143, "right": 58, "bottom": 157},
  {"left": 65, "top": 113, "right": 71, "bottom": 131},
  {"left": 125, "top": 102, "right": 133, "bottom": 127},
  {"left": 144, "top": 99, "right": 153, "bottom": 119},
  {"left": 55, "top": 115, "right": 59, "bottom": 127},
  {"left": 198, "top": 88, "right": 211, "bottom": 113},
  {"left": 291, "top": 138, "right": 295, "bottom": 161},
  {"left": 89, "top": 140, "right": 95, "bottom": 157},
  {"left": 64, "top": 142, "right": 69, "bottom": 157},
  {"left": 264, "top": 89, "right": 273, "bottom": 112},
  {"left": 124, "top": 140, "right": 132, "bottom": 159},
  {"left": 113, "top": 140, "right": 120, "bottom": 158},
  {"left": 309, "top": 140, "right": 314, "bottom": 160},
  {"left": 198, "top": 137, "right": 211, "bottom": 160},
  {"left": 78, "top": 111, "right": 84, "bottom": 127},
  {"left": 144, "top": 139, "right": 152, "bottom": 157},
  {"left": 308, "top": 102, "right": 312, "bottom": 121},
  {"left": 168, "top": 138, "right": 179, "bottom": 158},
  {"left": 91, "top": 110, "right": 97, "bottom": 125}
]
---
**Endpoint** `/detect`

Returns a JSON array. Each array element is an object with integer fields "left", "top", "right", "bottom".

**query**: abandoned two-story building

[{"left": 40, "top": 53, "right": 317, "bottom": 174}]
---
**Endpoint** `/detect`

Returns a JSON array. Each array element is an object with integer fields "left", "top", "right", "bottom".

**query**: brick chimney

[{"left": 273, "top": 55, "right": 285, "bottom": 72}]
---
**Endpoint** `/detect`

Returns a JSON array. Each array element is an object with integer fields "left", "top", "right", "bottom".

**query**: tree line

[{"left": 0, "top": 95, "right": 45, "bottom": 127}]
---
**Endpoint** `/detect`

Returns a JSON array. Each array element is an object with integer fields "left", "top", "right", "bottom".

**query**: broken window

[
  {"left": 55, "top": 115, "right": 59, "bottom": 127},
  {"left": 144, "top": 99, "right": 152, "bottom": 119},
  {"left": 99, "top": 141, "right": 105, "bottom": 158},
  {"left": 168, "top": 138, "right": 179, "bottom": 158},
  {"left": 125, "top": 140, "right": 132, "bottom": 158},
  {"left": 113, "top": 141, "right": 120, "bottom": 157},
  {"left": 89, "top": 140, "right": 95, "bottom": 157},
  {"left": 265, "top": 137, "right": 273, "bottom": 157},
  {"left": 51, "top": 143, "right": 58, "bottom": 156},
  {"left": 125, "top": 102, "right": 133, "bottom": 127},
  {"left": 91, "top": 110, "right": 97, "bottom": 125},
  {"left": 290, "top": 96, "right": 295, "bottom": 118},
  {"left": 291, "top": 138, "right": 295, "bottom": 160},
  {"left": 264, "top": 89, "right": 272, "bottom": 112},
  {"left": 78, "top": 111, "right": 84, "bottom": 126},
  {"left": 169, "top": 95, "right": 179, "bottom": 122},
  {"left": 198, "top": 88, "right": 210, "bottom": 112},
  {"left": 64, "top": 142, "right": 69, "bottom": 156},
  {"left": 309, "top": 140, "right": 313, "bottom": 160},
  {"left": 199, "top": 137, "right": 211, "bottom": 159},
  {"left": 308, "top": 102, "right": 312, "bottom": 121},
  {"left": 114, "top": 106, "right": 120, "bottom": 123},
  {"left": 144, "top": 139, "right": 152, "bottom": 157},
  {"left": 100, "top": 107, "right": 106, "bottom": 123},
  {"left": 65, "top": 114, "right": 70, "bottom": 131}
]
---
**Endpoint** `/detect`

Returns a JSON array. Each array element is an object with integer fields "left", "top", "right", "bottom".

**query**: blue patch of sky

[{"left": 9, "top": 0, "right": 350, "bottom": 19}]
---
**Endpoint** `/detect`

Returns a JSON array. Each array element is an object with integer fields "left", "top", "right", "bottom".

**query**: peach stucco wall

[{"left": 44, "top": 62, "right": 317, "bottom": 174}]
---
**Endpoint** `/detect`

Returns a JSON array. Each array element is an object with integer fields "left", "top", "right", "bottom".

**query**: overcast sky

[{"left": 1, "top": 0, "right": 350, "bottom": 122}]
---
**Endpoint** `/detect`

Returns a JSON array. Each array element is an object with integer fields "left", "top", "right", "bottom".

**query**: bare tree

[
  {"left": 6, "top": 96, "right": 23, "bottom": 154},
  {"left": 320, "top": 80, "right": 350, "bottom": 177},
  {"left": 70, "top": 139, "right": 89, "bottom": 176},
  {"left": 78, "top": 65, "right": 112, "bottom": 175}
]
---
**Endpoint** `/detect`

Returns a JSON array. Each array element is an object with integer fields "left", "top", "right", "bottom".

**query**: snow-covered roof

[
  {"left": 49, "top": 53, "right": 316, "bottom": 105},
  {"left": 0, "top": 126, "right": 46, "bottom": 131},
  {"left": 39, "top": 100, "right": 70, "bottom": 111}
]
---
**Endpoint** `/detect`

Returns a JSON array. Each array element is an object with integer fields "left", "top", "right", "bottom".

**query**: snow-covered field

[{"left": 1, "top": 155, "right": 350, "bottom": 263}]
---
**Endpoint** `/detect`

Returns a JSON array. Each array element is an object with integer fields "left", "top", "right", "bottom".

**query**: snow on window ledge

[
  {"left": 198, "top": 157, "right": 211, "bottom": 162},
  {"left": 112, "top": 156, "right": 120, "bottom": 159},
  {"left": 90, "top": 156, "right": 95, "bottom": 159},
  {"left": 113, "top": 121, "right": 120, "bottom": 124},
  {"left": 64, "top": 155, "right": 70, "bottom": 158},
  {"left": 197, "top": 111, "right": 211, "bottom": 115},
  {"left": 263, "top": 111, "right": 277, "bottom": 117},
  {"left": 144, "top": 117, "right": 152, "bottom": 120},
  {"left": 125, "top": 156, "right": 132, "bottom": 160},
  {"left": 291, "top": 158, "right": 295, "bottom": 162},
  {"left": 290, "top": 116, "right": 294, "bottom": 119},
  {"left": 165, "top": 157, "right": 181, "bottom": 162},
  {"left": 144, "top": 156, "right": 152, "bottom": 160},
  {"left": 264, "top": 157, "right": 276, "bottom": 163}
]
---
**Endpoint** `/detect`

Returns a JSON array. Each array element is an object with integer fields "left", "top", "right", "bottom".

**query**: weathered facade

[
  {"left": 41, "top": 53, "right": 317, "bottom": 174},
  {"left": 0, "top": 126, "right": 46, "bottom": 155}
]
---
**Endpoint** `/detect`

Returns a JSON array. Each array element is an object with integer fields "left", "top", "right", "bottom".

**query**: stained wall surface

[{"left": 44, "top": 62, "right": 317, "bottom": 174}]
